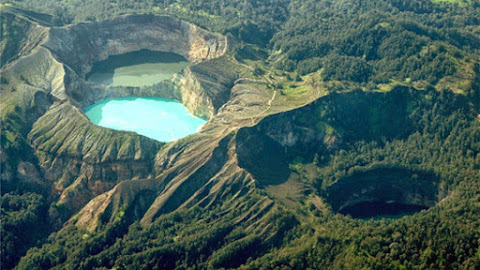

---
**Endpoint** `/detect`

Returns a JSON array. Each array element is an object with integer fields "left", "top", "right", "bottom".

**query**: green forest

[{"left": 1, "top": 0, "right": 480, "bottom": 269}]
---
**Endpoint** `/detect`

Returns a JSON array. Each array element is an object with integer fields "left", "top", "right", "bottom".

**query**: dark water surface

[{"left": 86, "top": 49, "right": 190, "bottom": 86}]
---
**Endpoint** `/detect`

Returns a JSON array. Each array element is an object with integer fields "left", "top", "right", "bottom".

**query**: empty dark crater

[
  {"left": 339, "top": 201, "right": 428, "bottom": 219},
  {"left": 324, "top": 167, "right": 440, "bottom": 219}
]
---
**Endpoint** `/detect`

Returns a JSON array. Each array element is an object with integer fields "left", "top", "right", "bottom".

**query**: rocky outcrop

[{"left": 179, "top": 57, "right": 239, "bottom": 119}]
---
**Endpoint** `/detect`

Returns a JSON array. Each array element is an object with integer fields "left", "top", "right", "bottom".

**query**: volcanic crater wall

[
  {"left": 235, "top": 88, "right": 443, "bottom": 212},
  {"left": 44, "top": 14, "right": 229, "bottom": 77},
  {"left": 43, "top": 14, "right": 235, "bottom": 119},
  {"left": 6, "top": 14, "right": 235, "bottom": 221}
]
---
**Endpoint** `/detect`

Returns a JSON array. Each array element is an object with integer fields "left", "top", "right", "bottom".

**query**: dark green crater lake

[{"left": 86, "top": 49, "right": 191, "bottom": 86}]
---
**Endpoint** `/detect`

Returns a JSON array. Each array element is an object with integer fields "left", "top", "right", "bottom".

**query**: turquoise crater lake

[{"left": 85, "top": 97, "right": 206, "bottom": 142}]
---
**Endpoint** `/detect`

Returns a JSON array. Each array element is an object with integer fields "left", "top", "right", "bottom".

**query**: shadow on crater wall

[{"left": 236, "top": 127, "right": 290, "bottom": 186}]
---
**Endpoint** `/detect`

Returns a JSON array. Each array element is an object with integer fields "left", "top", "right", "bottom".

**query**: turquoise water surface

[{"left": 85, "top": 97, "right": 206, "bottom": 142}]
